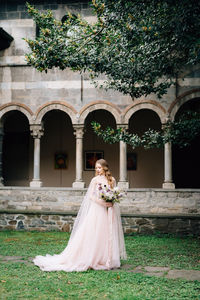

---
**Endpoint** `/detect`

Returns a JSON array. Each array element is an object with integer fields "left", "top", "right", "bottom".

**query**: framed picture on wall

[
  {"left": 127, "top": 153, "right": 137, "bottom": 170},
  {"left": 84, "top": 151, "right": 104, "bottom": 170},
  {"left": 55, "top": 153, "right": 68, "bottom": 169}
]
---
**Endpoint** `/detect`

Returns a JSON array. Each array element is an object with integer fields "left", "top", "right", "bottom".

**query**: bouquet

[{"left": 98, "top": 183, "right": 125, "bottom": 204}]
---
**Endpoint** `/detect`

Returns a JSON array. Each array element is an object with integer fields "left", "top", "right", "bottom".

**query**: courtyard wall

[{"left": 0, "top": 187, "right": 199, "bottom": 235}]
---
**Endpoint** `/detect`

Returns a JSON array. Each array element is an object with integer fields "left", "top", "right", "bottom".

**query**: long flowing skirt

[{"left": 33, "top": 202, "right": 123, "bottom": 272}]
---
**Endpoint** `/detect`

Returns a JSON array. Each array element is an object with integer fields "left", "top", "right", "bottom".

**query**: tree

[
  {"left": 25, "top": 1, "right": 200, "bottom": 148},
  {"left": 92, "top": 111, "right": 200, "bottom": 149},
  {"left": 25, "top": 0, "right": 200, "bottom": 99}
]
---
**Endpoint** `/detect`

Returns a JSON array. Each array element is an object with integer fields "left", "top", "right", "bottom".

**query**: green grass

[{"left": 0, "top": 231, "right": 200, "bottom": 300}]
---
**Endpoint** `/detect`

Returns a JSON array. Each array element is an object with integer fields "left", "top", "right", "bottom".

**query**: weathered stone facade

[
  {"left": 0, "top": 0, "right": 200, "bottom": 189},
  {"left": 0, "top": 0, "right": 200, "bottom": 234}
]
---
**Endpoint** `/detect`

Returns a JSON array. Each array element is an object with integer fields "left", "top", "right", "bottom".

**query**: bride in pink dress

[{"left": 33, "top": 159, "right": 127, "bottom": 272}]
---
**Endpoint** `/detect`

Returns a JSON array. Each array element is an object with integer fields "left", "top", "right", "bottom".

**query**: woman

[{"left": 33, "top": 159, "right": 127, "bottom": 272}]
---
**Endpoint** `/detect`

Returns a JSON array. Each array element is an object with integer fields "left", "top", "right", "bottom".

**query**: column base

[
  {"left": 72, "top": 181, "right": 86, "bottom": 188},
  {"left": 30, "top": 180, "right": 43, "bottom": 188},
  {"left": 162, "top": 182, "right": 175, "bottom": 189},
  {"left": 117, "top": 181, "right": 129, "bottom": 189}
]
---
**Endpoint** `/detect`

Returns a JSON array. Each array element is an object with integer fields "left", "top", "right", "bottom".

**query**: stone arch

[
  {"left": 168, "top": 89, "right": 200, "bottom": 120},
  {"left": 123, "top": 100, "right": 166, "bottom": 124},
  {"left": 79, "top": 101, "right": 122, "bottom": 124},
  {"left": 2, "top": 105, "right": 31, "bottom": 187},
  {"left": 34, "top": 101, "right": 78, "bottom": 124},
  {"left": 0, "top": 102, "right": 33, "bottom": 124}
]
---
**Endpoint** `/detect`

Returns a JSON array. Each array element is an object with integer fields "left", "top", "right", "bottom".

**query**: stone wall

[
  {"left": 1, "top": 0, "right": 199, "bottom": 112},
  {"left": 0, "top": 211, "right": 199, "bottom": 236},
  {"left": 0, "top": 1, "right": 90, "bottom": 21},
  {"left": 0, "top": 211, "right": 76, "bottom": 232},
  {"left": 0, "top": 187, "right": 199, "bottom": 235},
  {"left": 0, "top": 187, "right": 199, "bottom": 215}
]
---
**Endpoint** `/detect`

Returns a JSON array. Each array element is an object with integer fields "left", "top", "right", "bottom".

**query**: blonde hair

[{"left": 95, "top": 159, "right": 114, "bottom": 188}]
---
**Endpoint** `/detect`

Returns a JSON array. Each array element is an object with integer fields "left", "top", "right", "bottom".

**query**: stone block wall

[
  {"left": 1, "top": 0, "right": 199, "bottom": 112},
  {"left": 0, "top": 187, "right": 199, "bottom": 235},
  {"left": 0, "top": 212, "right": 76, "bottom": 232},
  {"left": 0, "top": 211, "right": 199, "bottom": 236},
  {"left": 0, "top": 1, "right": 90, "bottom": 21},
  {"left": 0, "top": 187, "right": 200, "bottom": 215},
  {"left": 122, "top": 215, "right": 200, "bottom": 236}
]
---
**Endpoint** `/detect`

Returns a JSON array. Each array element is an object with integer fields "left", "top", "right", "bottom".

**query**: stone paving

[
  {"left": 120, "top": 264, "right": 200, "bottom": 281},
  {"left": 1, "top": 256, "right": 200, "bottom": 281}
]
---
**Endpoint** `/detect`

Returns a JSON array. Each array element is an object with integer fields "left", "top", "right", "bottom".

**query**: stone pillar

[
  {"left": 0, "top": 122, "right": 4, "bottom": 186},
  {"left": 30, "top": 125, "right": 44, "bottom": 187},
  {"left": 72, "top": 125, "right": 85, "bottom": 188},
  {"left": 117, "top": 125, "right": 129, "bottom": 189},
  {"left": 162, "top": 142, "right": 175, "bottom": 189}
]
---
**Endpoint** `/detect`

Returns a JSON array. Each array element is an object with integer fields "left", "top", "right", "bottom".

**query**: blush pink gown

[{"left": 33, "top": 175, "right": 127, "bottom": 272}]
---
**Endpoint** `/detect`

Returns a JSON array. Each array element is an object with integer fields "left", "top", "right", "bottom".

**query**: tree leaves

[
  {"left": 92, "top": 111, "right": 200, "bottom": 149},
  {"left": 24, "top": 1, "right": 200, "bottom": 100}
]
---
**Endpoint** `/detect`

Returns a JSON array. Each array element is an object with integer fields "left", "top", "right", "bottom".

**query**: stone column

[
  {"left": 30, "top": 125, "right": 44, "bottom": 187},
  {"left": 0, "top": 122, "right": 4, "bottom": 186},
  {"left": 117, "top": 125, "right": 129, "bottom": 189},
  {"left": 72, "top": 125, "right": 86, "bottom": 188},
  {"left": 162, "top": 142, "right": 175, "bottom": 189}
]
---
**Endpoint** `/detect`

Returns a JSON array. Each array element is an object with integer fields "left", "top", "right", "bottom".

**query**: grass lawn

[{"left": 0, "top": 231, "right": 199, "bottom": 299}]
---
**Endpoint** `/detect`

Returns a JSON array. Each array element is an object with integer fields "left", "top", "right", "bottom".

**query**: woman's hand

[
  {"left": 96, "top": 198, "right": 113, "bottom": 208},
  {"left": 104, "top": 201, "right": 113, "bottom": 208}
]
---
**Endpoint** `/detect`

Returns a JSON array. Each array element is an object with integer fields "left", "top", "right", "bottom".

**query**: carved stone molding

[
  {"left": 73, "top": 125, "right": 84, "bottom": 139},
  {"left": 30, "top": 124, "right": 44, "bottom": 139}
]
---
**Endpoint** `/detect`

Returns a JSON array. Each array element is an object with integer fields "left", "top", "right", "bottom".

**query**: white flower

[{"left": 99, "top": 184, "right": 125, "bottom": 203}]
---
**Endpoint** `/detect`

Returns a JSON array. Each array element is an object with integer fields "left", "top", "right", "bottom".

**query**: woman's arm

[{"left": 89, "top": 177, "right": 113, "bottom": 208}]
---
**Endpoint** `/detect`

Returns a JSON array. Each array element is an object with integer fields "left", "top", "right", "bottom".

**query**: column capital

[
  {"left": 73, "top": 125, "right": 84, "bottom": 139},
  {"left": 161, "top": 114, "right": 172, "bottom": 127},
  {"left": 30, "top": 124, "right": 44, "bottom": 139}
]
